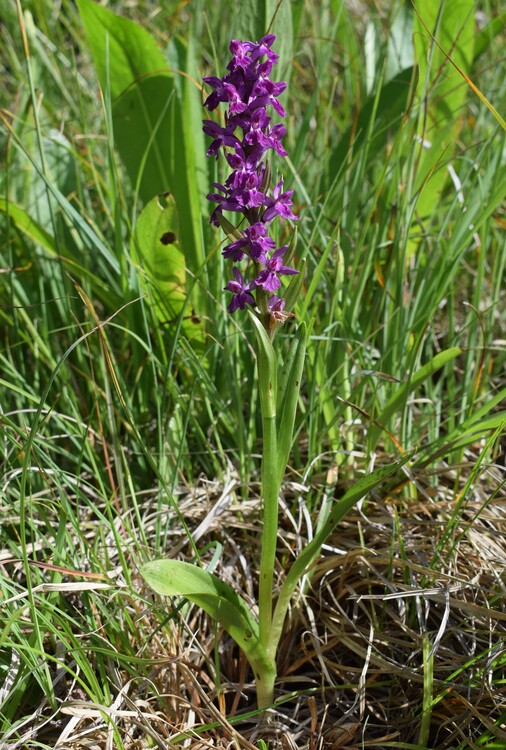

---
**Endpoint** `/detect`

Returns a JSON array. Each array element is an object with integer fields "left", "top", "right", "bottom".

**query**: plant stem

[
  {"left": 255, "top": 659, "right": 276, "bottom": 712},
  {"left": 257, "top": 408, "right": 279, "bottom": 708},
  {"left": 250, "top": 312, "right": 280, "bottom": 708},
  {"left": 258, "top": 412, "right": 279, "bottom": 650}
]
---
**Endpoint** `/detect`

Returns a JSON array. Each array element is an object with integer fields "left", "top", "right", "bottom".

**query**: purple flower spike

[
  {"left": 225, "top": 267, "right": 256, "bottom": 312},
  {"left": 203, "top": 35, "right": 300, "bottom": 317}
]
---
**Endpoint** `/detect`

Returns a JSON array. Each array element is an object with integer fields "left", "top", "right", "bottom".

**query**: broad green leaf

[
  {"left": 473, "top": 12, "right": 506, "bottom": 62},
  {"left": 369, "top": 347, "right": 462, "bottom": 449},
  {"left": 141, "top": 560, "right": 272, "bottom": 679},
  {"left": 113, "top": 71, "right": 205, "bottom": 285},
  {"left": 413, "top": 0, "right": 475, "bottom": 217},
  {"left": 277, "top": 323, "right": 306, "bottom": 482},
  {"left": 270, "top": 455, "right": 411, "bottom": 656},
  {"left": 132, "top": 194, "right": 203, "bottom": 342},
  {"left": 78, "top": 1, "right": 205, "bottom": 286},
  {"left": 326, "top": 66, "right": 416, "bottom": 185},
  {"left": 233, "top": 0, "right": 293, "bottom": 84},
  {"left": 76, "top": 0, "right": 167, "bottom": 98},
  {"left": 385, "top": 3, "right": 414, "bottom": 81},
  {"left": 112, "top": 73, "right": 173, "bottom": 203}
]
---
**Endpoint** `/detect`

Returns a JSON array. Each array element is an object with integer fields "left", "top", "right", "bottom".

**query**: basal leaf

[
  {"left": 78, "top": 1, "right": 205, "bottom": 292},
  {"left": 141, "top": 560, "right": 271, "bottom": 679},
  {"left": 270, "top": 455, "right": 411, "bottom": 655},
  {"left": 77, "top": 0, "right": 167, "bottom": 99},
  {"left": 413, "top": 0, "right": 475, "bottom": 217},
  {"left": 112, "top": 73, "right": 173, "bottom": 203},
  {"left": 132, "top": 194, "right": 203, "bottom": 342}
]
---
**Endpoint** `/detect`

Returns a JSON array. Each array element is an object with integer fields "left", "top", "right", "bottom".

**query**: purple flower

[
  {"left": 250, "top": 34, "right": 279, "bottom": 65},
  {"left": 225, "top": 267, "right": 256, "bottom": 312},
  {"left": 236, "top": 180, "right": 267, "bottom": 209},
  {"left": 207, "top": 183, "right": 243, "bottom": 225},
  {"left": 263, "top": 180, "right": 298, "bottom": 222},
  {"left": 243, "top": 108, "right": 271, "bottom": 147},
  {"left": 228, "top": 39, "right": 257, "bottom": 72},
  {"left": 264, "top": 123, "right": 288, "bottom": 156},
  {"left": 268, "top": 295, "right": 285, "bottom": 313},
  {"left": 202, "top": 120, "right": 240, "bottom": 159},
  {"left": 248, "top": 89, "right": 286, "bottom": 118},
  {"left": 225, "top": 146, "right": 263, "bottom": 190},
  {"left": 222, "top": 222, "right": 276, "bottom": 263},
  {"left": 202, "top": 77, "right": 231, "bottom": 110},
  {"left": 255, "top": 246, "right": 299, "bottom": 292}
]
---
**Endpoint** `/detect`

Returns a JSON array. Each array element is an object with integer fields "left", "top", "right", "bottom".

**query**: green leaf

[
  {"left": 234, "top": 0, "right": 293, "bottom": 81},
  {"left": 269, "top": 455, "right": 411, "bottom": 657},
  {"left": 326, "top": 66, "right": 416, "bottom": 184},
  {"left": 473, "top": 12, "right": 506, "bottom": 62},
  {"left": 385, "top": 3, "right": 414, "bottom": 81},
  {"left": 77, "top": 2, "right": 205, "bottom": 284},
  {"left": 132, "top": 194, "right": 203, "bottom": 342},
  {"left": 417, "top": 387, "right": 506, "bottom": 465},
  {"left": 141, "top": 560, "right": 271, "bottom": 679},
  {"left": 0, "top": 199, "right": 56, "bottom": 256},
  {"left": 277, "top": 323, "right": 306, "bottom": 481},
  {"left": 249, "top": 312, "right": 277, "bottom": 421},
  {"left": 413, "top": 0, "right": 475, "bottom": 217},
  {"left": 369, "top": 347, "right": 462, "bottom": 449},
  {"left": 112, "top": 73, "right": 173, "bottom": 203},
  {"left": 76, "top": 0, "right": 167, "bottom": 99}
]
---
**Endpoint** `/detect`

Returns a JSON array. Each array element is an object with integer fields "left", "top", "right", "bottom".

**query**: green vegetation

[{"left": 1, "top": 0, "right": 505, "bottom": 747}]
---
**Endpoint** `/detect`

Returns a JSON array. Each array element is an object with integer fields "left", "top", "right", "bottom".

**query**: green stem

[
  {"left": 255, "top": 662, "right": 276, "bottom": 711},
  {"left": 249, "top": 312, "right": 280, "bottom": 708},
  {"left": 258, "top": 412, "right": 279, "bottom": 651}
]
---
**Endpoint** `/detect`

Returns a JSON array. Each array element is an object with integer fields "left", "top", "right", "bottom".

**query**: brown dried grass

[{"left": 5, "top": 454, "right": 505, "bottom": 750}]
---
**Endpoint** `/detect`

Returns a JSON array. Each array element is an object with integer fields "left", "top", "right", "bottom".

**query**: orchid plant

[{"left": 141, "top": 36, "right": 408, "bottom": 712}]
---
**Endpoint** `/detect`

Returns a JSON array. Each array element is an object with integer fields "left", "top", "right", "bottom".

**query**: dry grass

[{"left": 7, "top": 448, "right": 504, "bottom": 750}]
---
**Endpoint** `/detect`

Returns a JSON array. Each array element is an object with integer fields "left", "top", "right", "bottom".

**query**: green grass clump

[{"left": 1, "top": 0, "right": 505, "bottom": 747}]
